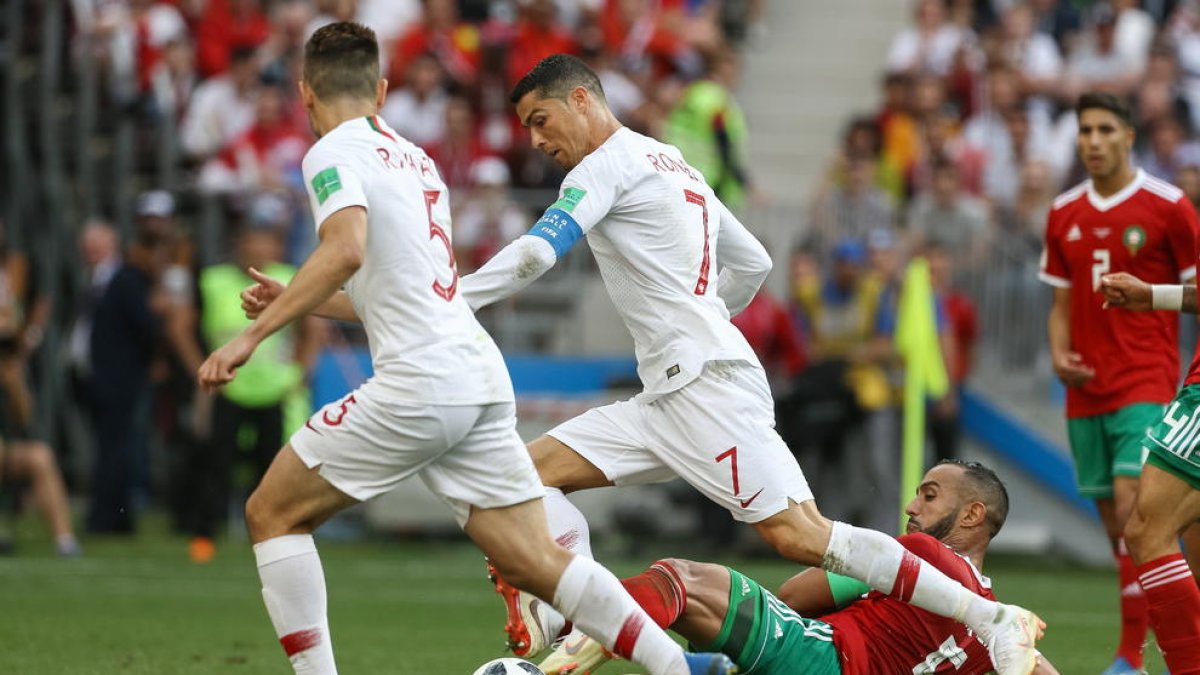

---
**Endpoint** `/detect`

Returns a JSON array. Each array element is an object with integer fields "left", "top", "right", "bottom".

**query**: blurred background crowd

[{"left": 1, "top": 0, "right": 1193, "bottom": 561}]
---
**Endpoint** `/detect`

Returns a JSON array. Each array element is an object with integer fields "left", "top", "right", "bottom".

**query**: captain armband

[{"left": 528, "top": 208, "right": 583, "bottom": 258}]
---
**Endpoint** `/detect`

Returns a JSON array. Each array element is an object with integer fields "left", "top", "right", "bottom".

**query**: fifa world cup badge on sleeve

[
  {"left": 312, "top": 167, "right": 343, "bottom": 205},
  {"left": 552, "top": 186, "right": 587, "bottom": 213}
]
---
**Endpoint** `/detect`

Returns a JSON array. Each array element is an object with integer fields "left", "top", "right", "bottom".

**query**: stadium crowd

[
  {"left": 0, "top": 0, "right": 769, "bottom": 558},
  {"left": 8, "top": 0, "right": 1200, "bottom": 562}
]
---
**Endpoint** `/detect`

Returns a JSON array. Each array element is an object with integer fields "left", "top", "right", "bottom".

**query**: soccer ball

[{"left": 471, "top": 657, "right": 544, "bottom": 675}]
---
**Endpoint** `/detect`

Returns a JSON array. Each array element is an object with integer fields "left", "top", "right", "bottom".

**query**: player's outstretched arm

[
  {"left": 713, "top": 201, "right": 771, "bottom": 316},
  {"left": 1101, "top": 272, "right": 1199, "bottom": 313},
  {"left": 460, "top": 234, "right": 559, "bottom": 311},
  {"left": 198, "top": 206, "right": 366, "bottom": 392}
]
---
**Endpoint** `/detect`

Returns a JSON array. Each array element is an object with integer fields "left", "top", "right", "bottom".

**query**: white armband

[{"left": 1151, "top": 284, "right": 1185, "bottom": 311}]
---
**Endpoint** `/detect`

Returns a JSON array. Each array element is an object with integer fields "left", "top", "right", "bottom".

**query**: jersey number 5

[
  {"left": 425, "top": 190, "right": 459, "bottom": 301},
  {"left": 684, "top": 189, "right": 711, "bottom": 295}
]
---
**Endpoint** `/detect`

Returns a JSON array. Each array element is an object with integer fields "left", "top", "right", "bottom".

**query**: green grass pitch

[{"left": 0, "top": 524, "right": 1167, "bottom": 674}]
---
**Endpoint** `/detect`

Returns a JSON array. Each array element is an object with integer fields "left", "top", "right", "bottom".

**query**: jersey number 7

[
  {"left": 684, "top": 189, "right": 711, "bottom": 295},
  {"left": 425, "top": 189, "right": 459, "bottom": 301}
]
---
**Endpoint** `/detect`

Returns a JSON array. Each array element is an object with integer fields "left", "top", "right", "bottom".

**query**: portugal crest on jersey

[{"left": 1123, "top": 225, "right": 1147, "bottom": 255}]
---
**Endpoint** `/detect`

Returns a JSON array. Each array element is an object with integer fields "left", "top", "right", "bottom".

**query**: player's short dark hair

[
  {"left": 303, "top": 22, "right": 380, "bottom": 102},
  {"left": 937, "top": 459, "right": 1010, "bottom": 539},
  {"left": 1076, "top": 91, "right": 1134, "bottom": 127},
  {"left": 510, "top": 54, "right": 607, "bottom": 106}
]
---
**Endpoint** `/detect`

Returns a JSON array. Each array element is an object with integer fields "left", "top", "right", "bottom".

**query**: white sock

[
  {"left": 254, "top": 534, "right": 337, "bottom": 675},
  {"left": 544, "top": 487, "right": 594, "bottom": 559},
  {"left": 552, "top": 556, "right": 687, "bottom": 675},
  {"left": 823, "top": 522, "right": 1000, "bottom": 629}
]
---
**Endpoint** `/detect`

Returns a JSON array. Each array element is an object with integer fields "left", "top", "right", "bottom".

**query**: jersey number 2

[
  {"left": 684, "top": 189, "right": 711, "bottom": 295},
  {"left": 1091, "top": 249, "right": 1110, "bottom": 291},
  {"left": 425, "top": 190, "right": 459, "bottom": 301}
]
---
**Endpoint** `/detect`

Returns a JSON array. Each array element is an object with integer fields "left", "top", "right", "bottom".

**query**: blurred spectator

[
  {"left": 68, "top": 220, "right": 121, "bottom": 401},
  {"left": 389, "top": 0, "right": 481, "bottom": 89},
  {"left": 183, "top": 209, "right": 318, "bottom": 562},
  {"left": 197, "top": 83, "right": 309, "bottom": 193},
  {"left": 380, "top": 53, "right": 450, "bottom": 149},
  {"left": 853, "top": 227, "right": 905, "bottom": 532},
  {"left": 452, "top": 158, "right": 529, "bottom": 273},
  {"left": 1113, "top": 0, "right": 1157, "bottom": 73},
  {"left": 193, "top": 0, "right": 270, "bottom": 79},
  {"left": 149, "top": 36, "right": 198, "bottom": 124},
  {"left": 791, "top": 239, "right": 893, "bottom": 507},
  {"left": 601, "top": 0, "right": 700, "bottom": 79},
  {"left": 428, "top": 96, "right": 487, "bottom": 190},
  {"left": 179, "top": 46, "right": 260, "bottom": 160},
  {"left": 1178, "top": 163, "right": 1200, "bottom": 207},
  {"left": 1029, "top": 0, "right": 1083, "bottom": 52},
  {"left": 0, "top": 437, "right": 81, "bottom": 557},
  {"left": 983, "top": 106, "right": 1065, "bottom": 207},
  {"left": 1139, "top": 115, "right": 1200, "bottom": 181},
  {"left": 86, "top": 191, "right": 176, "bottom": 534},
  {"left": 886, "top": 0, "right": 973, "bottom": 76},
  {"left": 258, "top": 1, "right": 315, "bottom": 85},
  {"left": 1134, "top": 45, "right": 1193, "bottom": 133},
  {"left": 732, "top": 288, "right": 808, "bottom": 398},
  {"left": 912, "top": 102, "right": 987, "bottom": 196},
  {"left": 507, "top": 0, "right": 578, "bottom": 88},
  {"left": 92, "top": 0, "right": 187, "bottom": 105},
  {"left": 1063, "top": 3, "right": 1144, "bottom": 100},
  {"left": 876, "top": 73, "right": 922, "bottom": 196},
  {"left": 356, "top": 0, "right": 421, "bottom": 55},
  {"left": 927, "top": 241, "right": 978, "bottom": 463},
  {"left": 997, "top": 2, "right": 1063, "bottom": 116},
  {"left": 806, "top": 152, "right": 897, "bottom": 257},
  {"left": 907, "top": 158, "right": 991, "bottom": 262},
  {"left": 664, "top": 47, "right": 755, "bottom": 210},
  {"left": 579, "top": 37, "right": 648, "bottom": 126}
]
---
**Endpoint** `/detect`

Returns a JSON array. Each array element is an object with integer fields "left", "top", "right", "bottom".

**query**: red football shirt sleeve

[
  {"left": 1039, "top": 210, "right": 1070, "bottom": 288},
  {"left": 1168, "top": 199, "right": 1200, "bottom": 281}
]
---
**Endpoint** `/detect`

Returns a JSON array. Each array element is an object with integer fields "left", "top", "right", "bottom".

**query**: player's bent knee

[
  {"left": 244, "top": 490, "right": 293, "bottom": 542},
  {"left": 753, "top": 505, "right": 829, "bottom": 565}
]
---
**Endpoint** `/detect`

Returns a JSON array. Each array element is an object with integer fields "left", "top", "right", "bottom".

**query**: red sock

[
  {"left": 1116, "top": 540, "right": 1149, "bottom": 668},
  {"left": 620, "top": 561, "right": 687, "bottom": 629},
  {"left": 1138, "top": 553, "right": 1200, "bottom": 674}
]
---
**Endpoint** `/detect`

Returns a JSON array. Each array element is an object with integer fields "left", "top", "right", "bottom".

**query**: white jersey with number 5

[
  {"left": 557, "top": 127, "right": 760, "bottom": 396},
  {"left": 301, "top": 115, "right": 512, "bottom": 405}
]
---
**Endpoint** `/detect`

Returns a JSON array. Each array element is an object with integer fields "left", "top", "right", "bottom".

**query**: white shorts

[
  {"left": 290, "top": 380, "right": 543, "bottom": 528},
  {"left": 547, "top": 361, "right": 813, "bottom": 523}
]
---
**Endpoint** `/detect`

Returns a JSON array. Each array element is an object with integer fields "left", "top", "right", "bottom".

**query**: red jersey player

[
  {"left": 534, "top": 461, "right": 1060, "bottom": 675},
  {"left": 1039, "top": 91, "right": 1198, "bottom": 675}
]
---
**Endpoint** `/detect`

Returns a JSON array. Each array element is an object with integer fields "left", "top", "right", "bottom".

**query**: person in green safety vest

[
  {"left": 664, "top": 47, "right": 756, "bottom": 211},
  {"left": 187, "top": 211, "right": 321, "bottom": 563}
]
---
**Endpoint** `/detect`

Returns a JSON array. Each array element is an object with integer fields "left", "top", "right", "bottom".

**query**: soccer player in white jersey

[
  {"left": 461, "top": 54, "right": 1044, "bottom": 675},
  {"left": 196, "top": 24, "right": 736, "bottom": 675}
]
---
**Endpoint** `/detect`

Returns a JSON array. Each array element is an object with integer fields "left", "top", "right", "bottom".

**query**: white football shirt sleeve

[
  {"left": 302, "top": 145, "right": 369, "bottom": 235},
  {"left": 460, "top": 160, "right": 621, "bottom": 311},
  {"left": 714, "top": 200, "right": 772, "bottom": 316}
]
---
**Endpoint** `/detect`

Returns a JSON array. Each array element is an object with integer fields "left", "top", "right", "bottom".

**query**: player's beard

[{"left": 911, "top": 511, "right": 957, "bottom": 541}]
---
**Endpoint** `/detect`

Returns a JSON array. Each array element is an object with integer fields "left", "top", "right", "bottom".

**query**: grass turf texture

[{"left": 0, "top": 524, "right": 1166, "bottom": 674}]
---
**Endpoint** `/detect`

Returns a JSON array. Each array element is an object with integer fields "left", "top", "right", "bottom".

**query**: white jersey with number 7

[
  {"left": 463, "top": 127, "right": 767, "bottom": 399},
  {"left": 301, "top": 115, "right": 513, "bottom": 406}
]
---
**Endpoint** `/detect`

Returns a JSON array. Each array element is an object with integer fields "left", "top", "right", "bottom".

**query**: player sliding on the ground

[
  {"left": 460, "top": 53, "right": 1043, "bottom": 675},
  {"left": 1098, "top": 269, "right": 1200, "bottom": 673},
  {"left": 539, "top": 460, "right": 1061, "bottom": 675},
  {"left": 197, "top": 23, "right": 736, "bottom": 675}
]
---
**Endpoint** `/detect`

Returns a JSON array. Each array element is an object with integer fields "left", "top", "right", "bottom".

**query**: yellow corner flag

[{"left": 894, "top": 257, "right": 949, "bottom": 533}]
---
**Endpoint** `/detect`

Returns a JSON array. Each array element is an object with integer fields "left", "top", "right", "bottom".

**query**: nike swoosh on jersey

[{"left": 739, "top": 488, "right": 765, "bottom": 509}]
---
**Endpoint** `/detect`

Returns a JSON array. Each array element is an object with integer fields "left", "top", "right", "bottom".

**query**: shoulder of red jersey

[
  {"left": 1142, "top": 174, "right": 1186, "bottom": 204},
  {"left": 1050, "top": 181, "right": 1088, "bottom": 211},
  {"left": 897, "top": 533, "right": 993, "bottom": 593}
]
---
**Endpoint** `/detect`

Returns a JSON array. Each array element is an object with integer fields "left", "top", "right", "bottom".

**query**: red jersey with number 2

[
  {"left": 1039, "top": 170, "right": 1199, "bottom": 418},
  {"left": 823, "top": 534, "right": 995, "bottom": 675}
]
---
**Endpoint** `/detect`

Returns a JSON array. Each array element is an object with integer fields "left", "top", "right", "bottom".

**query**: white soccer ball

[{"left": 471, "top": 657, "right": 544, "bottom": 675}]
